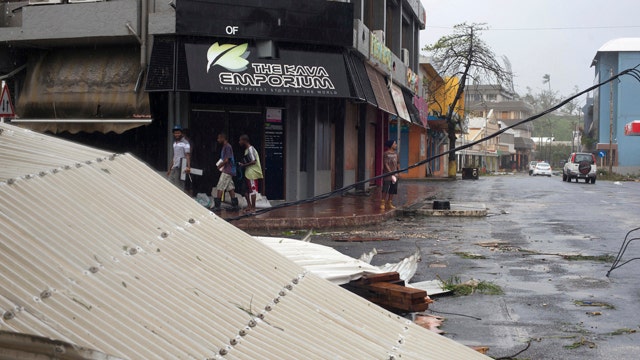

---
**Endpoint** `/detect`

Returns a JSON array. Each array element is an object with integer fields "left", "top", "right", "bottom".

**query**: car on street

[
  {"left": 528, "top": 161, "right": 539, "bottom": 175},
  {"left": 563, "top": 152, "right": 597, "bottom": 184},
  {"left": 532, "top": 161, "right": 552, "bottom": 177}
]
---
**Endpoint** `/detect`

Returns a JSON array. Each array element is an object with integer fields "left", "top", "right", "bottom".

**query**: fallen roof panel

[{"left": 0, "top": 123, "right": 488, "bottom": 359}]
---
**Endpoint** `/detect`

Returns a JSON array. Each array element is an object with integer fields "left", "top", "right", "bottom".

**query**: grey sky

[{"left": 420, "top": 0, "right": 640, "bottom": 104}]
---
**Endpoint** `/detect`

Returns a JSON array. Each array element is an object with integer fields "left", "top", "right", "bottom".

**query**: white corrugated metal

[
  {"left": 0, "top": 123, "right": 488, "bottom": 359},
  {"left": 255, "top": 237, "right": 383, "bottom": 285}
]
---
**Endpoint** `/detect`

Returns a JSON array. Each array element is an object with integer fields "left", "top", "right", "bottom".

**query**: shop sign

[
  {"left": 406, "top": 68, "right": 419, "bottom": 94},
  {"left": 370, "top": 34, "right": 392, "bottom": 70},
  {"left": 184, "top": 42, "right": 350, "bottom": 97},
  {"left": 413, "top": 96, "right": 429, "bottom": 127},
  {"left": 624, "top": 120, "right": 640, "bottom": 136}
]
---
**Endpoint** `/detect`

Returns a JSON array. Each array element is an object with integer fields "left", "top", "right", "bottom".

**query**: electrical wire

[
  {"left": 225, "top": 65, "right": 640, "bottom": 222},
  {"left": 426, "top": 25, "right": 640, "bottom": 31}
]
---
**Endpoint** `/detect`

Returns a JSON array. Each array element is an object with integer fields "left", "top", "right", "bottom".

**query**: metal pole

[
  {"left": 609, "top": 68, "right": 614, "bottom": 174},
  {"left": 0, "top": 80, "right": 5, "bottom": 123}
]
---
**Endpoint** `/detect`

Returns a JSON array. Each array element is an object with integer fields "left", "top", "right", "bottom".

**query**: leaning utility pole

[{"left": 608, "top": 68, "right": 614, "bottom": 174}]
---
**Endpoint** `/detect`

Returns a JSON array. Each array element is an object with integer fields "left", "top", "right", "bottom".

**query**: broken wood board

[{"left": 344, "top": 272, "right": 431, "bottom": 313}]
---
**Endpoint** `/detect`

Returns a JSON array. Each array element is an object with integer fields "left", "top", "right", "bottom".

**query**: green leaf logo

[{"left": 206, "top": 42, "right": 250, "bottom": 73}]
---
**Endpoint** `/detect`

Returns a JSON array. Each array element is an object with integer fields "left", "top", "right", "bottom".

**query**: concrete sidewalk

[{"left": 224, "top": 180, "right": 442, "bottom": 232}]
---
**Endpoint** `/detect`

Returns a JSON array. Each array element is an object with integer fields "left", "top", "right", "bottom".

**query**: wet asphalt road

[{"left": 314, "top": 174, "right": 640, "bottom": 360}]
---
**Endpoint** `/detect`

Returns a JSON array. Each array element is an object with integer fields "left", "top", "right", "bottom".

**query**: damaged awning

[
  {"left": 9, "top": 118, "right": 152, "bottom": 135},
  {"left": 365, "top": 64, "right": 397, "bottom": 116},
  {"left": 402, "top": 88, "right": 427, "bottom": 128},
  {"left": 344, "top": 51, "right": 378, "bottom": 106},
  {"left": 15, "top": 46, "right": 150, "bottom": 134},
  {"left": 390, "top": 83, "right": 411, "bottom": 122}
]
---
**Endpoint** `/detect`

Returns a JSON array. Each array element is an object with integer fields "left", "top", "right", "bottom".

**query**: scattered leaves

[
  {"left": 562, "top": 254, "right": 615, "bottom": 262},
  {"left": 564, "top": 338, "right": 596, "bottom": 349},
  {"left": 574, "top": 300, "right": 615, "bottom": 309},
  {"left": 438, "top": 276, "right": 504, "bottom": 296},
  {"left": 608, "top": 328, "right": 637, "bottom": 336},
  {"left": 454, "top": 252, "right": 486, "bottom": 259}
]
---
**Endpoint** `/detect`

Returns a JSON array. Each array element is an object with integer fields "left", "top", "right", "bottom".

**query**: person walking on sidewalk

[
  {"left": 166, "top": 125, "right": 191, "bottom": 192},
  {"left": 381, "top": 139, "right": 399, "bottom": 210},
  {"left": 212, "top": 133, "right": 239, "bottom": 211},
  {"left": 238, "top": 134, "right": 263, "bottom": 213}
]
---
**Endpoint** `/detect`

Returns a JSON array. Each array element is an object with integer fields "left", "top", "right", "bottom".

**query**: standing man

[
  {"left": 166, "top": 125, "right": 191, "bottom": 191},
  {"left": 212, "top": 133, "right": 238, "bottom": 211},
  {"left": 381, "top": 139, "right": 399, "bottom": 210},
  {"left": 238, "top": 134, "right": 263, "bottom": 213}
]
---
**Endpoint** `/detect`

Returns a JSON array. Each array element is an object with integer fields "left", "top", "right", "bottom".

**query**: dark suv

[{"left": 563, "top": 152, "right": 597, "bottom": 184}]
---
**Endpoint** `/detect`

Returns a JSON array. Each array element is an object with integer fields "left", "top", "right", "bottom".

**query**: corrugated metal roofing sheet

[{"left": 0, "top": 123, "right": 488, "bottom": 359}]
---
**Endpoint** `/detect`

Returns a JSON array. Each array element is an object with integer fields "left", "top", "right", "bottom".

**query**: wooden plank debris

[{"left": 343, "top": 272, "right": 431, "bottom": 313}]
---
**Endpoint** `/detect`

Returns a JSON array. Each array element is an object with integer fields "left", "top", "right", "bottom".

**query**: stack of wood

[{"left": 343, "top": 272, "right": 431, "bottom": 313}]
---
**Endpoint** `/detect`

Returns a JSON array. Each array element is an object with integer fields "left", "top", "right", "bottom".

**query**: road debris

[
  {"left": 344, "top": 272, "right": 432, "bottom": 313},
  {"left": 333, "top": 235, "right": 399, "bottom": 242},
  {"left": 469, "top": 346, "right": 489, "bottom": 354},
  {"left": 358, "top": 248, "right": 377, "bottom": 263},
  {"left": 573, "top": 300, "right": 615, "bottom": 309},
  {"left": 414, "top": 314, "right": 444, "bottom": 334},
  {"left": 455, "top": 252, "right": 487, "bottom": 259},
  {"left": 564, "top": 338, "right": 597, "bottom": 349},
  {"left": 408, "top": 280, "right": 451, "bottom": 296},
  {"left": 608, "top": 328, "right": 637, "bottom": 336},
  {"left": 378, "top": 249, "right": 421, "bottom": 282},
  {"left": 439, "top": 276, "right": 504, "bottom": 296}
]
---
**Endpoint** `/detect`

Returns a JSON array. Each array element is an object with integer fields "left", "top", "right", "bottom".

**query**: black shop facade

[{"left": 146, "top": 0, "right": 359, "bottom": 201}]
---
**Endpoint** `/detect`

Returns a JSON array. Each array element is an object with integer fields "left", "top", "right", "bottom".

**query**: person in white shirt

[{"left": 166, "top": 125, "right": 191, "bottom": 191}]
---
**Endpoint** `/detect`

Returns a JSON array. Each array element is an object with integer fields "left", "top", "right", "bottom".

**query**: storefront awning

[
  {"left": 16, "top": 46, "right": 150, "bottom": 134},
  {"left": 172, "top": 40, "right": 351, "bottom": 98},
  {"left": 344, "top": 52, "right": 378, "bottom": 106},
  {"left": 9, "top": 118, "right": 152, "bottom": 134},
  {"left": 427, "top": 116, "right": 448, "bottom": 132},
  {"left": 365, "top": 64, "right": 397, "bottom": 116}
]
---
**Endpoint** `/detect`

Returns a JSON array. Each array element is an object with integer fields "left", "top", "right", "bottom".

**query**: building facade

[
  {"left": 591, "top": 38, "right": 640, "bottom": 174},
  {"left": 0, "top": 0, "right": 427, "bottom": 200},
  {"left": 466, "top": 86, "right": 535, "bottom": 172}
]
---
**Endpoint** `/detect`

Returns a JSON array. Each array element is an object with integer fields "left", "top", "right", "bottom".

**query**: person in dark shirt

[{"left": 212, "top": 133, "right": 238, "bottom": 211}]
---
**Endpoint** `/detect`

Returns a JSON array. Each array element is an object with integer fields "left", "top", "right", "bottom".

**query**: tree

[
  {"left": 424, "top": 23, "right": 511, "bottom": 178},
  {"left": 542, "top": 74, "right": 551, "bottom": 91}
]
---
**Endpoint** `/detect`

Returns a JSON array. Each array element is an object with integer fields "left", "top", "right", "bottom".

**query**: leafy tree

[{"left": 424, "top": 23, "right": 511, "bottom": 178}]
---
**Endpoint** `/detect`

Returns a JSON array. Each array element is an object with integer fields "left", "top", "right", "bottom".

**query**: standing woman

[{"left": 381, "top": 140, "right": 399, "bottom": 210}]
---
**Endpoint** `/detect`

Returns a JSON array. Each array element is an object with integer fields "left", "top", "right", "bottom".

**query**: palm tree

[{"left": 542, "top": 74, "right": 551, "bottom": 91}]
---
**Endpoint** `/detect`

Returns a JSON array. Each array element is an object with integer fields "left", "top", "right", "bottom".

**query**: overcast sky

[{"left": 419, "top": 0, "right": 640, "bottom": 104}]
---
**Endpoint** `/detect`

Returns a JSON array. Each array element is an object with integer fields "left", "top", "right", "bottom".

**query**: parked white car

[
  {"left": 563, "top": 152, "right": 597, "bottom": 184},
  {"left": 532, "top": 162, "right": 552, "bottom": 177}
]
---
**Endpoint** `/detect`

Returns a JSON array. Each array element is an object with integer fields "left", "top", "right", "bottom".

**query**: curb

[{"left": 233, "top": 209, "right": 399, "bottom": 232}]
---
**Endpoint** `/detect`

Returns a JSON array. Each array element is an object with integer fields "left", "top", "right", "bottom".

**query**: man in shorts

[
  {"left": 166, "top": 125, "right": 191, "bottom": 192},
  {"left": 381, "top": 139, "right": 399, "bottom": 210},
  {"left": 238, "top": 134, "right": 263, "bottom": 213},
  {"left": 212, "top": 133, "right": 238, "bottom": 211}
]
